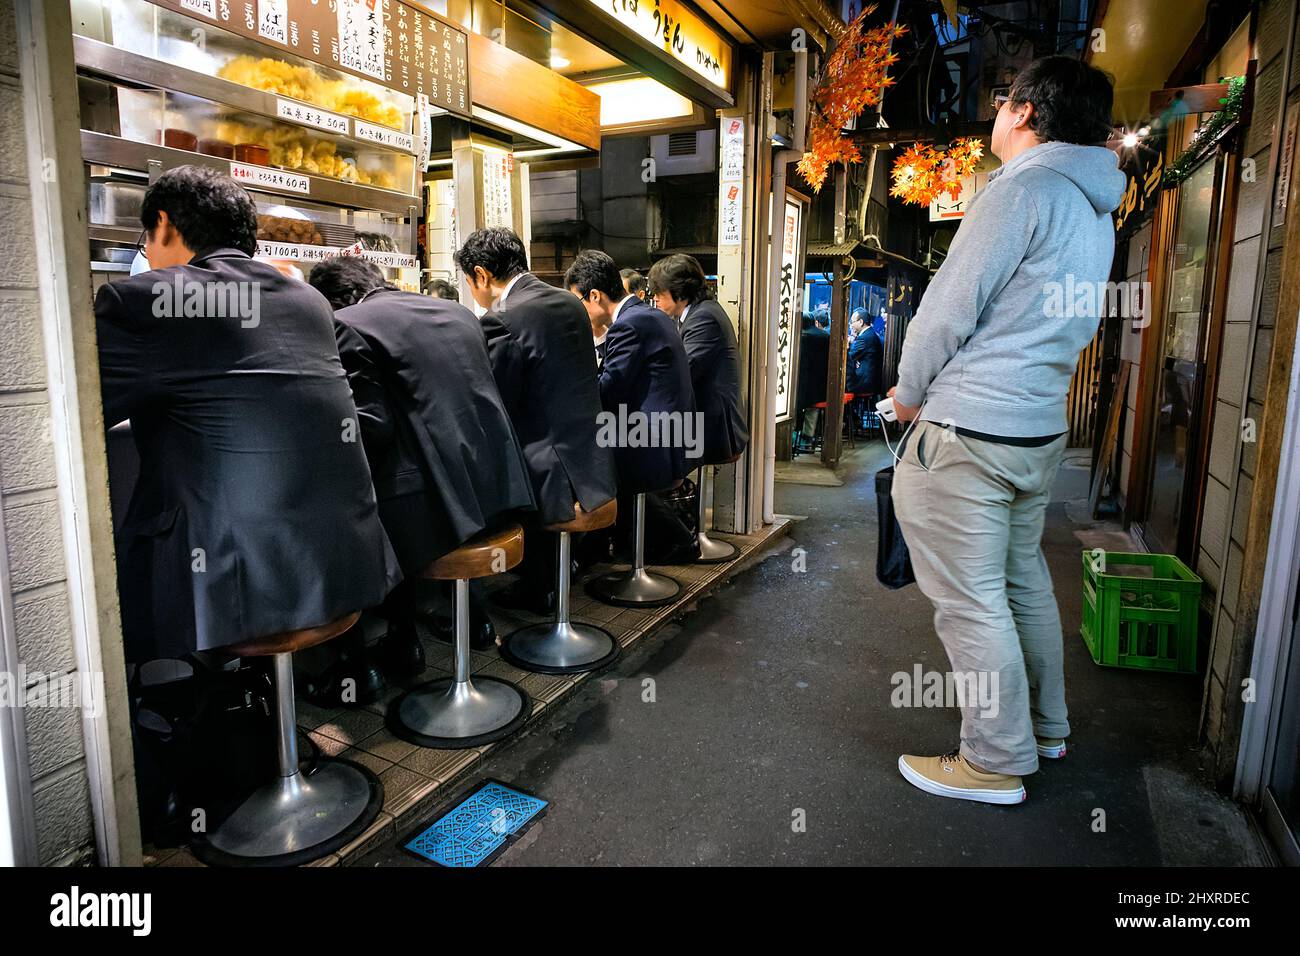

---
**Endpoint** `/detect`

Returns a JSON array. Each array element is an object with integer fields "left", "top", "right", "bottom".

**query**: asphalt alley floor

[{"left": 362, "top": 439, "right": 1267, "bottom": 867}]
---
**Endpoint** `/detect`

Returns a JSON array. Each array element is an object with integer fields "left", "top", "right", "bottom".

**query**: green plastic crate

[{"left": 1080, "top": 551, "right": 1201, "bottom": 674}]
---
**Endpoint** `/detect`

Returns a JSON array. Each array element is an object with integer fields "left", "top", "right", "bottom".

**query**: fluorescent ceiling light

[
  {"left": 470, "top": 105, "right": 585, "bottom": 153},
  {"left": 586, "top": 76, "right": 694, "bottom": 127},
  {"left": 550, "top": 54, "right": 571, "bottom": 69}
]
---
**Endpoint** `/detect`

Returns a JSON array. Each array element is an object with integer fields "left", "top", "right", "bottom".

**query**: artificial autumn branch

[{"left": 796, "top": 4, "right": 907, "bottom": 192}]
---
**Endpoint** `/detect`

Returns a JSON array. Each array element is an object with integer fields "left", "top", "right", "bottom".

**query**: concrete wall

[
  {"left": 0, "top": 0, "right": 97, "bottom": 865},
  {"left": 1195, "top": 0, "right": 1298, "bottom": 782}
]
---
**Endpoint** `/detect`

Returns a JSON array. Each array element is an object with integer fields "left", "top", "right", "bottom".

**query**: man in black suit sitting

[
  {"left": 456, "top": 228, "right": 618, "bottom": 614},
  {"left": 567, "top": 250, "right": 698, "bottom": 562},
  {"left": 95, "top": 166, "right": 401, "bottom": 666},
  {"left": 308, "top": 257, "right": 536, "bottom": 679},
  {"left": 648, "top": 254, "right": 750, "bottom": 467}
]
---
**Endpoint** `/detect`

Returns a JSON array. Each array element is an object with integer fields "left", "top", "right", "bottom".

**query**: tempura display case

[{"left": 72, "top": 0, "right": 470, "bottom": 288}]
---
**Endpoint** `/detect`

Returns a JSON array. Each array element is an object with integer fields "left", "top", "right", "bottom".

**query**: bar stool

[
  {"left": 192, "top": 611, "right": 383, "bottom": 867},
  {"left": 389, "top": 524, "right": 531, "bottom": 748},
  {"left": 586, "top": 482, "right": 682, "bottom": 608},
  {"left": 695, "top": 452, "right": 742, "bottom": 563},
  {"left": 500, "top": 498, "right": 620, "bottom": 675}
]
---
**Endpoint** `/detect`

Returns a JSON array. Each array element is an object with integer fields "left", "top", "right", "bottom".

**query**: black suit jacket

[
  {"left": 847, "top": 328, "right": 883, "bottom": 396},
  {"left": 680, "top": 298, "right": 749, "bottom": 465},
  {"left": 599, "top": 297, "right": 696, "bottom": 493},
  {"left": 797, "top": 326, "right": 831, "bottom": 411},
  {"left": 481, "top": 273, "right": 618, "bottom": 524},
  {"left": 95, "top": 249, "right": 401, "bottom": 661},
  {"left": 333, "top": 289, "right": 535, "bottom": 574}
]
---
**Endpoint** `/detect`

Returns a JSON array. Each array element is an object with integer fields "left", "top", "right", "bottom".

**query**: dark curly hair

[
  {"left": 648, "top": 254, "right": 707, "bottom": 305},
  {"left": 1008, "top": 55, "right": 1115, "bottom": 147},
  {"left": 453, "top": 227, "right": 528, "bottom": 283},
  {"left": 140, "top": 165, "right": 258, "bottom": 257},
  {"left": 308, "top": 256, "right": 388, "bottom": 310}
]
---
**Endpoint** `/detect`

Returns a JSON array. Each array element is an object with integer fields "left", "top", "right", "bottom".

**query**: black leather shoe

[
  {"left": 378, "top": 623, "right": 425, "bottom": 678},
  {"left": 302, "top": 656, "right": 385, "bottom": 708},
  {"left": 423, "top": 609, "right": 499, "bottom": 651},
  {"left": 490, "top": 582, "right": 556, "bottom": 616}
]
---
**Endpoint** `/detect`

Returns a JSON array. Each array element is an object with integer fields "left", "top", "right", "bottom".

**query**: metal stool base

[
  {"left": 586, "top": 567, "right": 681, "bottom": 608},
  {"left": 193, "top": 757, "right": 382, "bottom": 867},
  {"left": 389, "top": 675, "right": 532, "bottom": 749},
  {"left": 694, "top": 530, "right": 738, "bottom": 563},
  {"left": 500, "top": 620, "right": 621, "bottom": 675}
]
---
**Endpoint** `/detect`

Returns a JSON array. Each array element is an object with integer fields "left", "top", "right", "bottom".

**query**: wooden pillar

[{"left": 823, "top": 256, "right": 848, "bottom": 466}]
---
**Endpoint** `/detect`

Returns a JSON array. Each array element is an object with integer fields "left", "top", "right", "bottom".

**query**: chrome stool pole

[
  {"left": 694, "top": 465, "right": 738, "bottom": 563},
  {"left": 195, "top": 614, "right": 384, "bottom": 867},
  {"left": 501, "top": 530, "right": 620, "bottom": 674},
  {"left": 587, "top": 491, "right": 681, "bottom": 607}
]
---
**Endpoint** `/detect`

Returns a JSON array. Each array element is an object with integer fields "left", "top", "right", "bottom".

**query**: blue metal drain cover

[{"left": 404, "top": 780, "right": 548, "bottom": 867}]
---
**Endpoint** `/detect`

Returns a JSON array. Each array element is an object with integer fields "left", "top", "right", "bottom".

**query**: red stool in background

[
  {"left": 811, "top": 393, "right": 856, "bottom": 452},
  {"left": 193, "top": 612, "right": 382, "bottom": 867}
]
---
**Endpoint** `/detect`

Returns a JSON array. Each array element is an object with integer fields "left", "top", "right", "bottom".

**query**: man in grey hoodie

[{"left": 889, "top": 56, "right": 1126, "bottom": 804}]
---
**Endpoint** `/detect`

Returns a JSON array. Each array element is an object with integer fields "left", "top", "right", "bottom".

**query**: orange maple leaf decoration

[
  {"left": 890, "top": 137, "right": 984, "bottom": 206},
  {"left": 797, "top": 5, "right": 907, "bottom": 193}
]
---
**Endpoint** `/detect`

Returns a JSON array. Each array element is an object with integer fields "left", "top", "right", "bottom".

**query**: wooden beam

[
  {"left": 1149, "top": 81, "right": 1231, "bottom": 116},
  {"left": 469, "top": 33, "right": 602, "bottom": 151}
]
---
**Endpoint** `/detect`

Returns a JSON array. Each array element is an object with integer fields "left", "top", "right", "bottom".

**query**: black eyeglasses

[
  {"left": 991, "top": 93, "right": 1010, "bottom": 111},
  {"left": 135, "top": 228, "right": 147, "bottom": 253}
]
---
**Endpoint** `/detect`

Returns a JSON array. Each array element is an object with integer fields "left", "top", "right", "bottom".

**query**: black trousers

[{"left": 516, "top": 512, "right": 562, "bottom": 598}]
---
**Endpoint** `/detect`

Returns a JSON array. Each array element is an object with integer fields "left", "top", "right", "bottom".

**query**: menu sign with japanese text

[
  {"left": 774, "top": 196, "right": 805, "bottom": 423},
  {"left": 718, "top": 116, "right": 743, "bottom": 246},
  {"left": 146, "top": 0, "right": 470, "bottom": 117},
  {"left": 591, "top": 0, "right": 731, "bottom": 93}
]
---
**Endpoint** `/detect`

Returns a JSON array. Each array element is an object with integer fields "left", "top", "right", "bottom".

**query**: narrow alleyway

[{"left": 364, "top": 440, "right": 1265, "bottom": 867}]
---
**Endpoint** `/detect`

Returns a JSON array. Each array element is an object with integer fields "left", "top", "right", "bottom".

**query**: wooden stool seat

[
  {"left": 193, "top": 604, "right": 381, "bottom": 866},
  {"left": 421, "top": 523, "right": 524, "bottom": 581},
  {"left": 224, "top": 611, "right": 361, "bottom": 658},
  {"left": 545, "top": 498, "right": 617, "bottom": 534}
]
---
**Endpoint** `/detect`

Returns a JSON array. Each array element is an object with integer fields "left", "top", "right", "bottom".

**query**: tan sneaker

[
  {"left": 1036, "top": 737, "right": 1067, "bottom": 759},
  {"left": 898, "top": 750, "right": 1027, "bottom": 805}
]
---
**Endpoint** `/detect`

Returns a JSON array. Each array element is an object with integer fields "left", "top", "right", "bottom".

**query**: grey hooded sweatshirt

[{"left": 894, "top": 140, "right": 1126, "bottom": 437}]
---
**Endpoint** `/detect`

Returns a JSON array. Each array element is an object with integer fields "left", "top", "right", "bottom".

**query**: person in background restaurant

[
  {"left": 796, "top": 313, "right": 830, "bottom": 448},
  {"left": 427, "top": 277, "right": 460, "bottom": 302},
  {"left": 308, "top": 257, "right": 535, "bottom": 696},
  {"left": 889, "top": 55, "right": 1125, "bottom": 804},
  {"left": 456, "top": 228, "right": 618, "bottom": 615},
  {"left": 649, "top": 254, "right": 749, "bottom": 467},
  {"left": 847, "top": 308, "right": 883, "bottom": 399},
  {"left": 94, "top": 166, "right": 401, "bottom": 668},
  {"left": 568, "top": 250, "right": 698, "bottom": 563},
  {"left": 620, "top": 268, "right": 648, "bottom": 301}
]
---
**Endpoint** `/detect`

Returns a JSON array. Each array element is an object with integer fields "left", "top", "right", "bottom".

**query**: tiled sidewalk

[{"left": 148, "top": 517, "right": 792, "bottom": 867}]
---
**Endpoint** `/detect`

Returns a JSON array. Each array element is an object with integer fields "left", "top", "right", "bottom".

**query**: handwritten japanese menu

[{"left": 150, "top": 0, "right": 470, "bottom": 118}]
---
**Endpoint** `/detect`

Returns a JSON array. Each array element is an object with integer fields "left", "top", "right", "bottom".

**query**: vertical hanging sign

[
  {"left": 719, "top": 117, "right": 744, "bottom": 246},
  {"left": 774, "top": 195, "right": 805, "bottom": 423}
]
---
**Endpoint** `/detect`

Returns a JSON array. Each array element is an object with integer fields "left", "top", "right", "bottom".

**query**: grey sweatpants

[{"left": 892, "top": 420, "right": 1071, "bottom": 776}]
